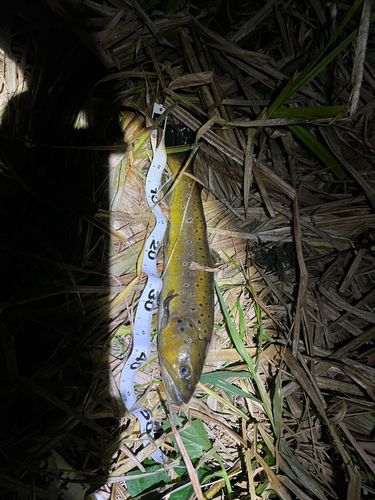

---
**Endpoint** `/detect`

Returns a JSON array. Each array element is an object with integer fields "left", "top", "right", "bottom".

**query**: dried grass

[{"left": 1, "top": 1, "right": 375, "bottom": 499}]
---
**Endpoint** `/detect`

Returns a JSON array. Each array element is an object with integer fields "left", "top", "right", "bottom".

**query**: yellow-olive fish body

[{"left": 158, "top": 151, "right": 214, "bottom": 405}]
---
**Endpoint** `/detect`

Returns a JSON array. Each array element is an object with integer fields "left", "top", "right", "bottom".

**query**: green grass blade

[
  {"left": 267, "top": 2, "right": 367, "bottom": 116},
  {"left": 237, "top": 301, "right": 245, "bottom": 340},
  {"left": 214, "top": 452, "right": 233, "bottom": 497},
  {"left": 288, "top": 125, "right": 345, "bottom": 179},
  {"left": 200, "top": 370, "right": 253, "bottom": 383},
  {"left": 215, "top": 281, "right": 275, "bottom": 430},
  {"left": 200, "top": 371, "right": 261, "bottom": 402}
]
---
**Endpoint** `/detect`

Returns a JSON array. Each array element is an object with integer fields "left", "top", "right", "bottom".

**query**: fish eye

[{"left": 181, "top": 365, "right": 191, "bottom": 379}]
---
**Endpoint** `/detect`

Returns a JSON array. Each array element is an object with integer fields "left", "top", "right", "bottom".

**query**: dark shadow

[{"left": 0, "top": 1, "right": 124, "bottom": 497}]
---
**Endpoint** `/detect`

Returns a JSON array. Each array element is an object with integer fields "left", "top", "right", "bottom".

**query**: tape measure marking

[{"left": 119, "top": 104, "right": 167, "bottom": 463}]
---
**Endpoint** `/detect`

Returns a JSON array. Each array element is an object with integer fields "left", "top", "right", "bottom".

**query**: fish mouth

[{"left": 160, "top": 357, "right": 193, "bottom": 405}]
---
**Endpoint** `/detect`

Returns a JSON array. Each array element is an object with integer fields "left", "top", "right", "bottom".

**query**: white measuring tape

[{"left": 119, "top": 104, "right": 167, "bottom": 463}]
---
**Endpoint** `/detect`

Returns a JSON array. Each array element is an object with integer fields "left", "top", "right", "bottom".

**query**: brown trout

[{"left": 158, "top": 151, "right": 214, "bottom": 405}]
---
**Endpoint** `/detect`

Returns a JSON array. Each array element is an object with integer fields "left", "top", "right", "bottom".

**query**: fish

[{"left": 158, "top": 149, "right": 214, "bottom": 405}]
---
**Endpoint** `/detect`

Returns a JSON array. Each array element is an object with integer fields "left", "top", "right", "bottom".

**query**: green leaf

[
  {"left": 169, "top": 467, "right": 219, "bottom": 500},
  {"left": 126, "top": 464, "right": 166, "bottom": 497},
  {"left": 179, "top": 420, "right": 210, "bottom": 459},
  {"left": 163, "top": 419, "right": 211, "bottom": 460}
]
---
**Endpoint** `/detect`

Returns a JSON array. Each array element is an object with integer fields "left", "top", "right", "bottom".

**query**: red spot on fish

[
  {"left": 190, "top": 293, "right": 195, "bottom": 297},
  {"left": 183, "top": 262, "right": 188, "bottom": 266},
  {"left": 189, "top": 272, "right": 194, "bottom": 276},
  {"left": 183, "top": 283, "right": 189, "bottom": 287},
  {"left": 186, "top": 194, "right": 191, "bottom": 198},
  {"left": 191, "top": 307, "right": 195, "bottom": 311},
  {"left": 187, "top": 218, "right": 193, "bottom": 223},
  {"left": 188, "top": 252, "right": 193, "bottom": 256},
  {"left": 179, "top": 273, "right": 183, "bottom": 276},
  {"left": 181, "top": 205, "right": 185, "bottom": 209}
]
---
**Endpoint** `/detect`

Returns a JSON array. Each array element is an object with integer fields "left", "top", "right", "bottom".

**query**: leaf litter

[{"left": 1, "top": 1, "right": 375, "bottom": 499}]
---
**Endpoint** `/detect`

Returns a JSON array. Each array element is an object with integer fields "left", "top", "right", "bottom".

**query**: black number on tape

[
  {"left": 144, "top": 289, "right": 156, "bottom": 311},
  {"left": 148, "top": 239, "right": 158, "bottom": 260},
  {"left": 150, "top": 187, "right": 158, "bottom": 204},
  {"left": 130, "top": 351, "right": 147, "bottom": 370},
  {"left": 140, "top": 409, "right": 153, "bottom": 433}
]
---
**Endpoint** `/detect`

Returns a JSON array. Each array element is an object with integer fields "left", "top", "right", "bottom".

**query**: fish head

[{"left": 158, "top": 315, "right": 208, "bottom": 405}]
